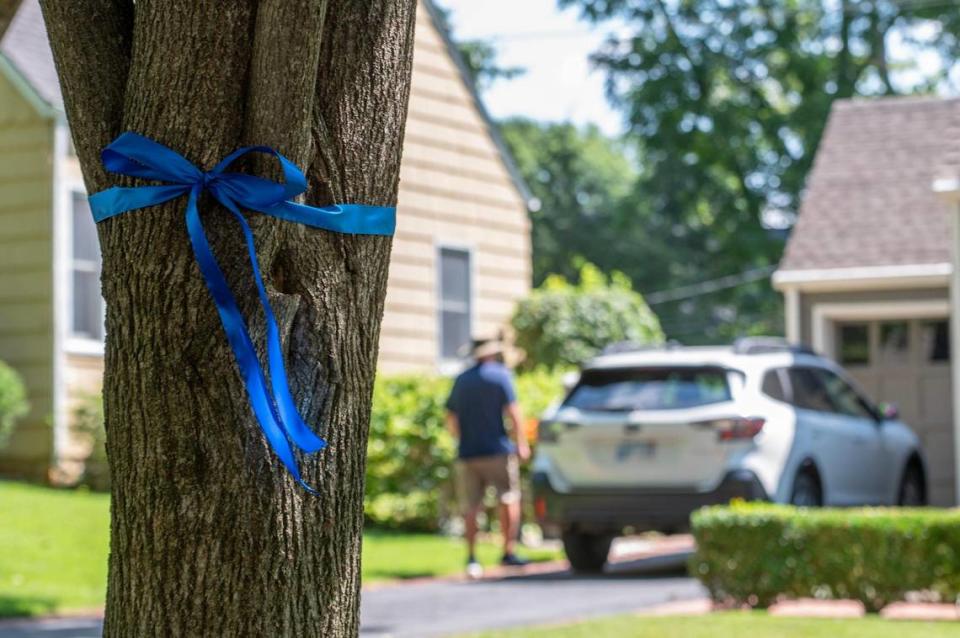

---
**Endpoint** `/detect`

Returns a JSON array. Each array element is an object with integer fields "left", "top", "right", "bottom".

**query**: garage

[{"left": 834, "top": 318, "right": 953, "bottom": 505}]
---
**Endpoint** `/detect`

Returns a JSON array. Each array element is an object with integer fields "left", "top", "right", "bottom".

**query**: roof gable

[
  {"left": 0, "top": 0, "right": 61, "bottom": 110},
  {"left": 780, "top": 95, "right": 960, "bottom": 273}
]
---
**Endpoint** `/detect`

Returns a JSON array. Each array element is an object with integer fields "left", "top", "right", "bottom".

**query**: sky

[
  {"left": 437, "top": 1, "right": 958, "bottom": 139},
  {"left": 437, "top": 0, "right": 625, "bottom": 135}
]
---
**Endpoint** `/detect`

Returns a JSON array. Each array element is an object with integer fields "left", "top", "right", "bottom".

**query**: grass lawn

[
  {"left": 0, "top": 481, "right": 560, "bottom": 618},
  {"left": 467, "top": 612, "right": 960, "bottom": 638}
]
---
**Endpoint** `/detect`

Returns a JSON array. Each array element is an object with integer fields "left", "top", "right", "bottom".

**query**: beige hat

[{"left": 472, "top": 339, "right": 504, "bottom": 359}]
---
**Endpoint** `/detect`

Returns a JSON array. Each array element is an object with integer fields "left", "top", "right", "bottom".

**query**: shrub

[
  {"left": 365, "top": 369, "right": 568, "bottom": 531},
  {"left": 511, "top": 262, "right": 664, "bottom": 370},
  {"left": 72, "top": 393, "right": 109, "bottom": 491},
  {"left": 691, "top": 502, "right": 960, "bottom": 612},
  {"left": 366, "top": 375, "right": 457, "bottom": 531},
  {"left": 0, "top": 360, "right": 29, "bottom": 449}
]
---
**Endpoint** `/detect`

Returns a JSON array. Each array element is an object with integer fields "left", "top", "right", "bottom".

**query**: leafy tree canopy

[
  {"left": 512, "top": 262, "right": 664, "bottom": 369},
  {"left": 549, "top": 0, "right": 960, "bottom": 342},
  {"left": 501, "top": 118, "right": 639, "bottom": 285}
]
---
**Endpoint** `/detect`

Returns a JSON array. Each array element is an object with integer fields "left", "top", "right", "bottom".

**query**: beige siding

[
  {"left": 59, "top": 353, "right": 103, "bottom": 471},
  {"left": 0, "top": 70, "right": 54, "bottom": 478},
  {"left": 1, "top": 0, "right": 532, "bottom": 480},
  {"left": 379, "top": 2, "right": 531, "bottom": 373}
]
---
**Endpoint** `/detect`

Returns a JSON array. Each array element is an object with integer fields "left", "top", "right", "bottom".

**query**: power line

[{"left": 644, "top": 265, "right": 777, "bottom": 305}]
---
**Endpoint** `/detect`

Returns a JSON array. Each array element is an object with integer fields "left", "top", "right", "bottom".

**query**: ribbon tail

[
  {"left": 255, "top": 200, "right": 396, "bottom": 236},
  {"left": 219, "top": 198, "right": 327, "bottom": 454},
  {"left": 183, "top": 188, "right": 319, "bottom": 493}
]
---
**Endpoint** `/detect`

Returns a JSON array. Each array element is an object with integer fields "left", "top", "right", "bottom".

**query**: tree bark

[
  {"left": 0, "top": 0, "right": 21, "bottom": 40},
  {"left": 40, "top": 1, "right": 416, "bottom": 636}
]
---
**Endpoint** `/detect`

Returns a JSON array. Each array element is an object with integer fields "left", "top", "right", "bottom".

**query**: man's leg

[
  {"left": 495, "top": 455, "right": 528, "bottom": 565},
  {"left": 465, "top": 503, "right": 482, "bottom": 560},
  {"left": 498, "top": 499, "right": 520, "bottom": 556},
  {"left": 457, "top": 459, "right": 484, "bottom": 569}
]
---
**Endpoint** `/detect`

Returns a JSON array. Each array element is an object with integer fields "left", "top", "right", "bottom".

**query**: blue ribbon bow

[{"left": 89, "top": 132, "right": 396, "bottom": 493}]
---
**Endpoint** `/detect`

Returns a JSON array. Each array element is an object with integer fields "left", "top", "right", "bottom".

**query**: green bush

[
  {"left": 0, "top": 360, "right": 28, "bottom": 449},
  {"left": 366, "top": 375, "right": 457, "bottom": 531},
  {"left": 366, "top": 369, "right": 568, "bottom": 531},
  {"left": 511, "top": 262, "right": 664, "bottom": 370},
  {"left": 691, "top": 502, "right": 960, "bottom": 612},
  {"left": 72, "top": 393, "right": 109, "bottom": 491}
]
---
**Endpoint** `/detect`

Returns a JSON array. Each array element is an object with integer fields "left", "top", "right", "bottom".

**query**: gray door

[{"left": 835, "top": 319, "right": 954, "bottom": 505}]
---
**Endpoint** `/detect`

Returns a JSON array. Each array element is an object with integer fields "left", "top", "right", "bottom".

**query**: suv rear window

[{"left": 563, "top": 367, "right": 733, "bottom": 412}]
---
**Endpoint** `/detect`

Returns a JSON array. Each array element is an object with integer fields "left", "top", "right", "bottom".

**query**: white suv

[{"left": 532, "top": 338, "right": 927, "bottom": 572}]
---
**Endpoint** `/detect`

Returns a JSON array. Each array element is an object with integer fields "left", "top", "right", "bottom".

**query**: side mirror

[{"left": 878, "top": 402, "right": 899, "bottom": 420}]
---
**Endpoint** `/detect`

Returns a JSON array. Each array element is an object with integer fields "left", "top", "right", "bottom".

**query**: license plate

[{"left": 615, "top": 440, "right": 657, "bottom": 461}]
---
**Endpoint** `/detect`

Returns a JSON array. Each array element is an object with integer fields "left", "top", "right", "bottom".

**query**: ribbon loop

[{"left": 90, "top": 132, "right": 396, "bottom": 492}]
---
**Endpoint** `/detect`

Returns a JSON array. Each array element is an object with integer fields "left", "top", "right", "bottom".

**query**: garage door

[{"left": 835, "top": 318, "right": 954, "bottom": 506}]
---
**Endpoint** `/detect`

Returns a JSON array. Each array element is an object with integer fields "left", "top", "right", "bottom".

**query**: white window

[
  {"left": 69, "top": 190, "right": 104, "bottom": 343},
  {"left": 438, "top": 247, "right": 472, "bottom": 362}
]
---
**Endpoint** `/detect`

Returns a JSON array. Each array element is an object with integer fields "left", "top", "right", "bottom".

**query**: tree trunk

[
  {"left": 0, "top": 0, "right": 21, "bottom": 40},
  {"left": 39, "top": 1, "right": 416, "bottom": 636}
]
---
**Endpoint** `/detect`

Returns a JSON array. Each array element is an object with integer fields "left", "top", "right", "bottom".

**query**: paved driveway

[
  {"left": 361, "top": 553, "right": 703, "bottom": 637},
  {"left": 0, "top": 550, "right": 702, "bottom": 638}
]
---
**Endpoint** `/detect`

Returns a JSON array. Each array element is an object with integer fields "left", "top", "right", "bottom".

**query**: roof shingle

[
  {"left": 0, "top": 0, "right": 61, "bottom": 109},
  {"left": 779, "top": 95, "right": 960, "bottom": 272}
]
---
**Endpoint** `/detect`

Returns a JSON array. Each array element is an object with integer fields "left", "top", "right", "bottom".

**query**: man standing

[{"left": 446, "top": 339, "right": 531, "bottom": 576}]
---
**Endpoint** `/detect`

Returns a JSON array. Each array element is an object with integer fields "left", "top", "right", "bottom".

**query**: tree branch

[
  {"left": 245, "top": 0, "right": 328, "bottom": 164},
  {"left": 0, "top": 0, "right": 20, "bottom": 40},
  {"left": 38, "top": 0, "right": 133, "bottom": 192}
]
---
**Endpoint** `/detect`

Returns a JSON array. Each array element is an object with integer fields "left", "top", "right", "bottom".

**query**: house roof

[
  {"left": 0, "top": 0, "right": 62, "bottom": 109},
  {"left": 779, "top": 95, "right": 960, "bottom": 274},
  {"left": 0, "top": 0, "right": 533, "bottom": 207}
]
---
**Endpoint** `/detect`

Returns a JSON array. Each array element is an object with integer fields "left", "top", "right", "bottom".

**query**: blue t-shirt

[{"left": 445, "top": 362, "right": 517, "bottom": 459}]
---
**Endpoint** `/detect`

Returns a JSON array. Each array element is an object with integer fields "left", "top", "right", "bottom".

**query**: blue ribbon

[{"left": 89, "top": 132, "right": 396, "bottom": 493}]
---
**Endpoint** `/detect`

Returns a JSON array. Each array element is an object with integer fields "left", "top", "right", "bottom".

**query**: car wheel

[
  {"left": 898, "top": 462, "right": 926, "bottom": 506},
  {"left": 561, "top": 530, "right": 612, "bottom": 573},
  {"left": 790, "top": 468, "right": 823, "bottom": 507}
]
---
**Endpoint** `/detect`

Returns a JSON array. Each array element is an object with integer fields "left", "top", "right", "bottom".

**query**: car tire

[
  {"left": 790, "top": 467, "right": 823, "bottom": 507},
  {"left": 898, "top": 462, "right": 926, "bottom": 506},
  {"left": 561, "top": 530, "right": 612, "bottom": 573}
]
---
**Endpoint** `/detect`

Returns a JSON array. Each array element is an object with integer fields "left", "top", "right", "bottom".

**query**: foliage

[
  {"left": 511, "top": 262, "right": 664, "bottom": 370},
  {"left": 514, "top": 366, "right": 568, "bottom": 422},
  {"left": 72, "top": 393, "right": 108, "bottom": 491},
  {"left": 366, "top": 369, "right": 568, "bottom": 531},
  {"left": 468, "top": 611, "right": 960, "bottom": 638},
  {"left": 366, "top": 375, "right": 457, "bottom": 532},
  {"left": 535, "top": 0, "right": 960, "bottom": 343},
  {"left": 500, "top": 119, "right": 638, "bottom": 287},
  {"left": 0, "top": 360, "right": 28, "bottom": 449},
  {"left": 691, "top": 502, "right": 960, "bottom": 612}
]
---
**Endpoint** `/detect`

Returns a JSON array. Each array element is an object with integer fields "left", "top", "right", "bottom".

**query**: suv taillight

[{"left": 707, "top": 417, "right": 765, "bottom": 442}]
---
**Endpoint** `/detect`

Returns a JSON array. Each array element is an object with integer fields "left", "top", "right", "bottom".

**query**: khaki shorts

[{"left": 456, "top": 454, "right": 520, "bottom": 511}]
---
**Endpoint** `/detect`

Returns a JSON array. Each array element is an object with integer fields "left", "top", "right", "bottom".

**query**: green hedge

[{"left": 691, "top": 502, "right": 960, "bottom": 611}]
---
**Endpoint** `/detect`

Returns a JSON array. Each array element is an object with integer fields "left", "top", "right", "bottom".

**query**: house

[
  {"left": 774, "top": 95, "right": 960, "bottom": 506},
  {"left": 0, "top": 0, "right": 533, "bottom": 480}
]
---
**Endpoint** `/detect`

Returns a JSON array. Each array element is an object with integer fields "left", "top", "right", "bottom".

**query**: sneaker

[
  {"left": 466, "top": 558, "right": 483, "bottom": 580},
  {"left": 500, "top": 553, "right": 530, "bottom": 567}
]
